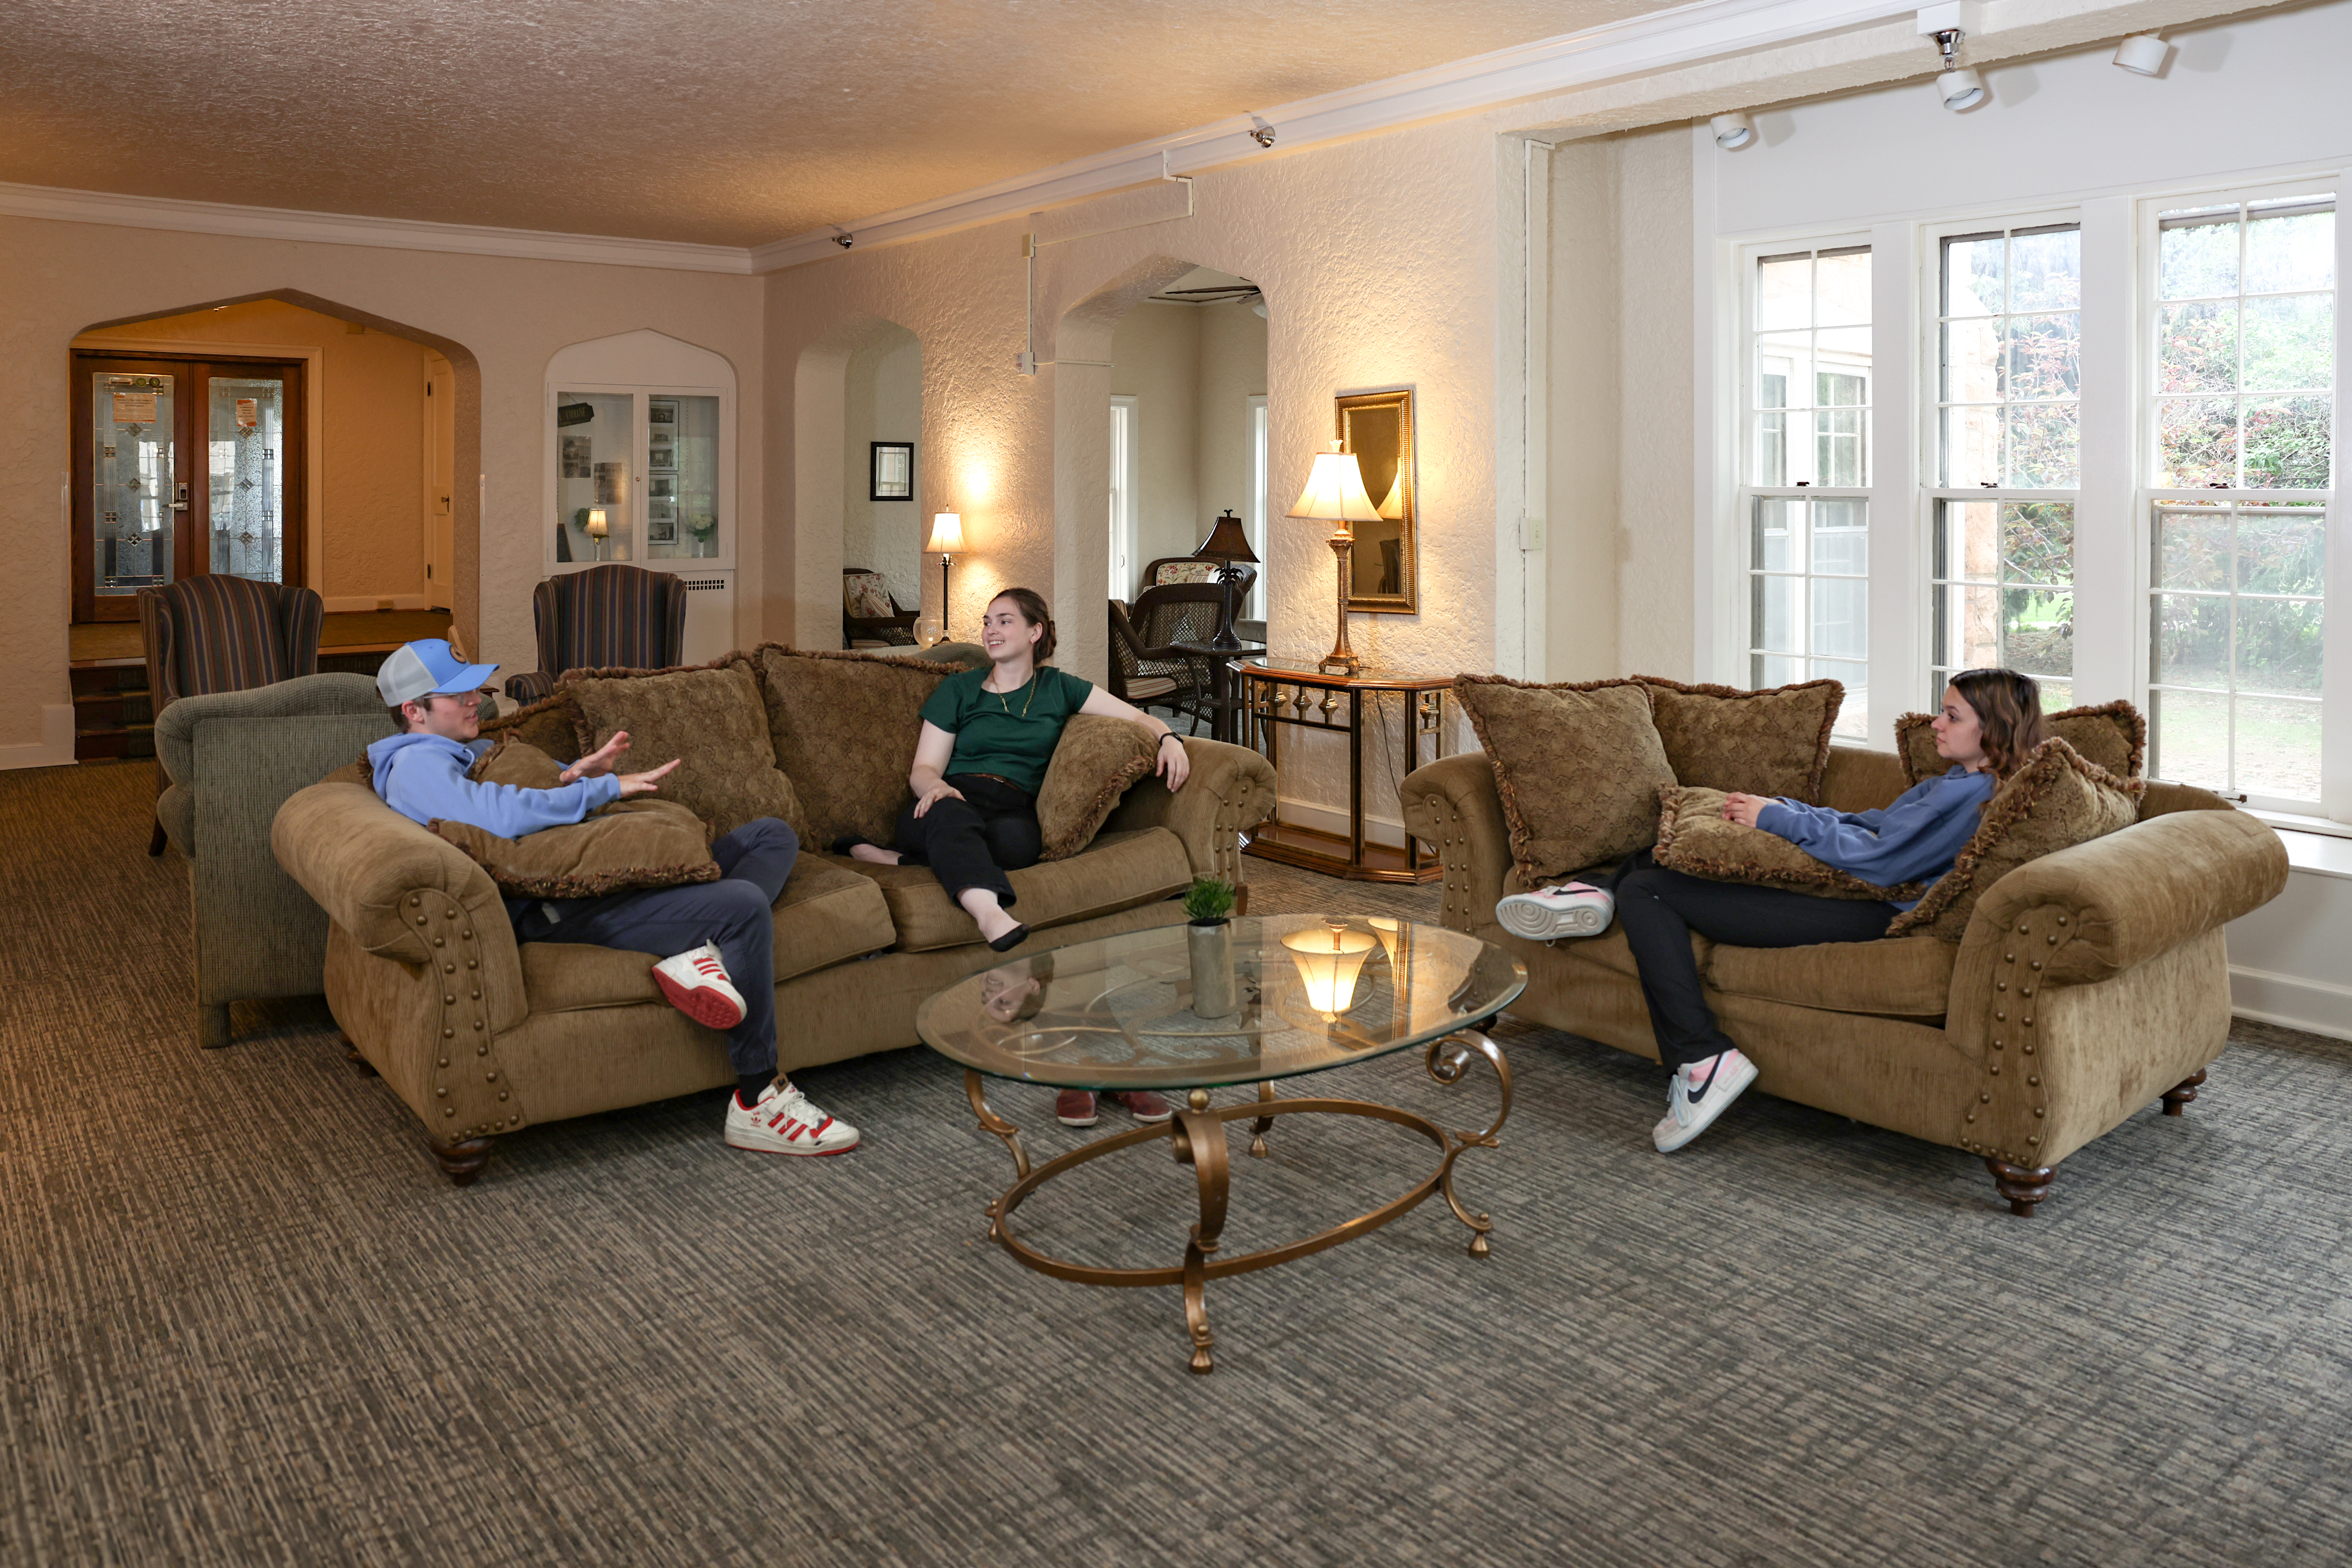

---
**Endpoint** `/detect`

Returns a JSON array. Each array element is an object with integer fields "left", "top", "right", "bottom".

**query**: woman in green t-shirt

[{"left": 837, "top": 583, "right": 1191, "bottom": 942}]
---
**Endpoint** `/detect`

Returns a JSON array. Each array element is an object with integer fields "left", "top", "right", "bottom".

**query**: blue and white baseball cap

[{"left": 377, "top": 639, "right": 500, "bottom": 707}]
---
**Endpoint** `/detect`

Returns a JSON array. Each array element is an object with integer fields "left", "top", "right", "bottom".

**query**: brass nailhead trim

[
  {"left": 444, "top": 994, "right": 456, "bottom": 1005},
  {"left": 443, "top": 1107, "right": 455, "bottom": 1117},
  {"left": 2034, "top": 1107, "right": 2046, "bottom": 1117},
  {"left": 432, "top": 936, "right": 444, "bottom": 948},
  {"left": 442, "top": 1027, "right": 455, "bottom": 1039},
  {"left": 2028, "top": 1075, "right": 2041, "bottom": 1086},
  {"left": 435, "top": 1087, "right": 447, "bottom": 1098},
  {"left": 1980, "top": 1092, "right": 1992, "bottom": 1103},
  {"left": 408, "top": 896, "right": 420, "bottom": 907},
  {"left": 437, "top": 1057, "right": 448, "bottom": 1068}
]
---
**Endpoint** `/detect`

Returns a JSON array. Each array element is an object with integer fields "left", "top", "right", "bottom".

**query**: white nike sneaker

[
  {"left": 1495, "top": 881, "right": 1614, "bottom": 940},
  {"left": 1652, "top": 1048, "right": 1760, "bottom": 1152},
  {"left": 726, "top": 1083, "right": 861, "bottom": 1156},
  {"left": 653, "top": 942, "right": 746, "bottom": 1030}
]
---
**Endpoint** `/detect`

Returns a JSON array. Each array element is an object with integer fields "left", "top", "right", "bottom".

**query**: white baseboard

[
  {"left": 1272, "top": 793, "right": 1411, "bottom": 850},
  {"left": 0, "top": 705, "right": 77, "bottom": 771},
  {"left": 323, "top": 594, "right": 434, "bottom": 614},
  {"left": 2230, "top": 965, "right": 2352, "bottom": 1045}
]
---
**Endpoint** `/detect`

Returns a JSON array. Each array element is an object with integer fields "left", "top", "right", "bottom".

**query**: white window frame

[
  {"left": 1736, "top": 234, "right": 1876, "bottom": 738},
  {"left": 2133, "top": 176, "right": 2345, "bottom": 816},
  {"left": 1108, "top": 395, "right": 1138, "bottom": 600}
]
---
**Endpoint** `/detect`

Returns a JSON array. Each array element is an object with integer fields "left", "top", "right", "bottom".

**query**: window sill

[{"left": 2247, "top": 807, "right": 2352, "bottom": 843}]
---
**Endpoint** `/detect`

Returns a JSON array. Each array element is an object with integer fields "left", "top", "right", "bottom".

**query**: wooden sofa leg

[
  {"left": 429, "top": 1135, "right": 496, "bottom": 1187},
  {"left": 2162, "top": 1068, "right": 2208, "bottom": 1116},
  {"left": 196, "top": 1002, "right": 231, "bottom": 1050},
  {"left": 148, "top": 819, "right": 168, "bottom": 857},
  {"left": 1985, "top": 1157, "right": 2056, "bottom": 1218},
  {"left": 340, "top": 1034, "right": 380, "bottom": 1076}
]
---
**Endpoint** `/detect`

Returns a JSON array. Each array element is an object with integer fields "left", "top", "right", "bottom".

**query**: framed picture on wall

[
  {"left": 870, "top": 441, "right": 914, "bottom": 501},
  {"left": 560, "top": 435, "right": 591, "bottom": 479}
]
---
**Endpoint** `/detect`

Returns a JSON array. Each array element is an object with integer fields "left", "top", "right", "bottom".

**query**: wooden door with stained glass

[{"left": 71, "top": 353, "right": 306, "bottom": 622}]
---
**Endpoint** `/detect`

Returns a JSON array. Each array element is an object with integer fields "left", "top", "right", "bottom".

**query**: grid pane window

[
  {"left": 2149, "top": 501, "right": 2325, "bottom": 800},
  {"left": 2155, "top": 197, "right": 2335, "bottom": 489},
  {"left": 1750, "top": 497, "right": 1869, "bottom": 735},
  {"left": 1930, "top": 501, "right": 2074, "bottom": 711},
  {"left": 1940, "top": 225, "right": 2083, "bottom": 487},
  {"left": 1747, "top": 246, "right": 1870, "bottom": 738}
]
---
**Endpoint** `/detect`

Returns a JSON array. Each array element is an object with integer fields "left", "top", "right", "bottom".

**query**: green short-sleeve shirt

[{"left": 919, "top": 666, "right": 1097, "bottom": 795}]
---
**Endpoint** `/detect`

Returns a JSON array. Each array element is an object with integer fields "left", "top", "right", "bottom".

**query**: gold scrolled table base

[{"left": 961, "top": 1028, "right": 1510, "bottom": 1374}]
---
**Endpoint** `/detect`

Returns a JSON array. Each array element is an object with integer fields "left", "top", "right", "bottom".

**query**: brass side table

[
  {"left": 1240, "top": 661, "right": 1451, "bottom": 883},
  {"left": 915, "top": 915, "right": 1526, "bottom": 1374}
]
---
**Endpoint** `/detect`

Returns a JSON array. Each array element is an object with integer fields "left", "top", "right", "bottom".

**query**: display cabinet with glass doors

[{"left": 548, "top": 386, "right": 728, "bottom": 570}]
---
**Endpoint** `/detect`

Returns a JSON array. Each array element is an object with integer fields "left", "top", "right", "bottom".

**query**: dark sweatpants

[
  {"left": 892, "top": 773, "right": 1041, "bottom": 906},
  {"left": 510, "top": 818, "right": 796, "bottom": 1077},
  {"left": 1610, "top": 849, "right": 1897, "bottom": 1075}
]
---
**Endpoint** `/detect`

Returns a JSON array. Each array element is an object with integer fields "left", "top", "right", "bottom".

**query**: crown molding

[
  {"left": 749, "top": 0, "right": 1931, "bottom": 271},
  {"left": 0, "top": 180, "right": 754, "bottom": 274}
]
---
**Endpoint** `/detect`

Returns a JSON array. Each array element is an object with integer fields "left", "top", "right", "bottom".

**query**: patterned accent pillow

[
  {"left": 752, "top": 644, "right": 974, "bottom": 847},
  {"left": 1036, "top": 716, "right": 1159, "bottom": 861},
  {"left": 1637, "top": 676, "right": 1843, "bottom": 801},
  {"left": 1152, "top": 562, "right": 1220, "bottom": 585},
  {"left": 1894, "top": 700, "right": 2145, "bottom": 786},
  {"left": 844, "top": 572, "right": 900, "bottom": 619},
  {"left": 476, "top": 690, "right": 586, "bottom": 764},
  {"left": 1454, "top": 675, "right": 1674, "bottom": 886},
  {"left": 429, "top": 801, "right": 720, "bottom": 899},
  {"left": 1885, "top": 738, "right": 2143, "bottom": 941},
  {"left": 1652, "top": 785, "right": 1922, "bottom": 901},
  {"left": 567, "top": 661, "right": 801, "bottom": 838}
]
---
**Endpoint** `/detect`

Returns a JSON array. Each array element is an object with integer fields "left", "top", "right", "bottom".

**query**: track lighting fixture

[
  {"left": 1932, "top": 28, "right": 1986, "bottom": 110},
  {"left": 834, "top": 231, "right": 854, "bottom": 249},
  {"left": 2113, "top": 34, "right": 2170, "bottom": 74},
  {"left": 1249, "top": 119, "right": 1277, "bottom": 149},
  {"left": 1710, "top": 112, "right": 1756, "bottom": 150}
]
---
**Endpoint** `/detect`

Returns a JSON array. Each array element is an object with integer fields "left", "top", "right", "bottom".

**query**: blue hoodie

[
  {"left": 1755, "top": 765, "right": 1996, "bottom": 908},
  {"left": 366, "top": 731, "right": 622, "bottom": 836}
]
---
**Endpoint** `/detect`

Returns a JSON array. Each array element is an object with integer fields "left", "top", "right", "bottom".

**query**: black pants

[
  {"left": 893, "top": 773, "right": 1041, "bottom": 906},
  {"left": 1610, "top": 850, "right": 1897, "bottom": 1075}
]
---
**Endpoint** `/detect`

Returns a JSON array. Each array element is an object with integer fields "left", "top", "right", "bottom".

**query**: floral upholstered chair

[{"left": 843, "top": 568, "right": 919, "bottom": 648}]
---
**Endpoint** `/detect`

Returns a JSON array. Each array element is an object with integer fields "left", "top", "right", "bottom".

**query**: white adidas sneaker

[
  {"left": 726, "top": 1082, "right": 861, "bottom": 1156},
  {"left": 652, "top": 942, "right": 747, "bottom": 1030},
  {"left": 1495, "top": 881, "right": 1614, "bottom": 940}
]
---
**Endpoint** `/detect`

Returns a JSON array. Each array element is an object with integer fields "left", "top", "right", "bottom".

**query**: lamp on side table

[
  {"left": 1285, "top": 442, "right": 1379, "bottom": 676},
  {"left": 1191, "top": 509, "right": 1259, "bottom": 653}
]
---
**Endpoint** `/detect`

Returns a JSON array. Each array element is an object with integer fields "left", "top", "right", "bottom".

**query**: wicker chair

[
  {"left": 139, "top": 574, "right": 326, "bottom": 855},
  {"left": 843, "top": 567, "right": 920, "bottom": 648},
  {"left": 505, "top": 564, "right": 688, "bottom": 705},
  {"left": 1108, "top": 584, "right": 1227, "bottom": 733}
]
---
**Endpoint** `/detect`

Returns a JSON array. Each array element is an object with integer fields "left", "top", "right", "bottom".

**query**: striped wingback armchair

[
  {"left": 505, "top": 564, "right": 689, "bottom": 704},
  {"left": 140, "top": 575, "right": 326, "bottom": 854}
]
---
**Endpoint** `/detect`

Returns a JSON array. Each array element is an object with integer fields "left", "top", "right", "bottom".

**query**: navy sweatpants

[{"left": 510, "top": 818, "right": 797, "bottom": 1077}]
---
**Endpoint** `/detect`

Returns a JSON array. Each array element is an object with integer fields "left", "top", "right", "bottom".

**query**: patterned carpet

[{"left": 5, "top": 760, "right": 2350, "bottom": 1566}]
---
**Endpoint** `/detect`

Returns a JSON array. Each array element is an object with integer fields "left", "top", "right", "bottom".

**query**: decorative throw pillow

[
  {"left": 1035, "top": 716, "right": 1159, "bottom": 861},
  {"left": 1152, "top": 562, "right": 1220, "bottom": 585},
  {"left": 843, "top": 572, "right": 900, "bottom": 619},
  {"left": 1885, "top": 738, "right": 2143, "bottom": 941},
  {"left": 567, "top": 661, "right": 801, "bottom": 838},
  {"left": 1637, "top": 676, "right": 1843, "bottom": 801},
  {"left": 1895, "top": 700, "right": 2145, "bottom": 786},
  {"left": 1652, "top": 786, "right": 1923, "bottom": 901},
  {"left": 319, "top": 756, "right": 373, "bottom": 789},
  {"left": 476, "top": 690, "right": 586, "bottom": 764},
  {"left": 429, "top": 800, "right": 720, "bottom": 898},
  {"left": 467, "top": 733, "right": 569, "bottom": 791},
  {"left": 752, "top": 644, "right": 975, "bottom": 847},
  {"left": 1454, "top": 675, "right": 1675, "bottom": 885}
]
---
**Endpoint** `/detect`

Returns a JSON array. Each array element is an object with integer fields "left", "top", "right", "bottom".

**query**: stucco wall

[
  {"left": 81, "top": 297, "right": 433, "bottom": 604},
  {"left": 840, "top": 324, "right": 923, "bottom": 609},
  {"left": 0, "top": 215, "right": 762, "bottom": 756},
  {"left": 1195, "top": 300, "right": 1269, "bottom": 616}
]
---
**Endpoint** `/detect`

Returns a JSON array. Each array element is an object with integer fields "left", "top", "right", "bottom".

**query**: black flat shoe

[
  {"left": 829, "top": 835, "right": 878, "bottom": 857},
  {"left": 987, "top": 923, "right": 1031, "bottom": 952}
]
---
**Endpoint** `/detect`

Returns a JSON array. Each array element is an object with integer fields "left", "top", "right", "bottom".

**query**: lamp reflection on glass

[
  {"left": 585, "top": 506, "right": 609, "bottom": 563},
  {"left": 1281, "top": 921, "right": 1377, "bottom": 1021},
  {"left": 1368, "top": 916, "right": 1413, "bottom": 1025}
]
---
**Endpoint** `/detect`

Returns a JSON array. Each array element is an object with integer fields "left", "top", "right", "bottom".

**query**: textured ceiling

[{"left": 1, "top": 0, "right": 1678, "bottom": 248}]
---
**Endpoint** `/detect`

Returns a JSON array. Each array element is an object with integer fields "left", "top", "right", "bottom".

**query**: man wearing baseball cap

[{"left": 367, "top": 639, "right": 858, "bottom": 1157}]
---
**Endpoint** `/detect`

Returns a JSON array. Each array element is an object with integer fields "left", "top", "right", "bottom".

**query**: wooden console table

[{"left": 1240, "top": 662, "right": 1450, "bottom": 884}]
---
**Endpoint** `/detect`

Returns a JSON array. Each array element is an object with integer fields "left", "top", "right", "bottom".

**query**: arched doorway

[{"left": 793, "top": 317, "right": 925, "bottom": 651}]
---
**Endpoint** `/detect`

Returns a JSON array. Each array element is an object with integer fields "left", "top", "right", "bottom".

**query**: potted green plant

[{"left": 1184, "top": 875, "right": 1239, "bottom": 1018}]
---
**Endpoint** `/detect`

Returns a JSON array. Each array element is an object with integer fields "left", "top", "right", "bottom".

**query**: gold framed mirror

[{"left": 1335, "top": 389, "right": 1415, "bottom": 613}]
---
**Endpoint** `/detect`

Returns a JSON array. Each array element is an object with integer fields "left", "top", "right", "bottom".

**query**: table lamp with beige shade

[
  {"left": 585, "top": 506, "right": 609, "bottom": 563},
  {"left": 1286, "top": 441, "right": 1380, "bottom": 675}
]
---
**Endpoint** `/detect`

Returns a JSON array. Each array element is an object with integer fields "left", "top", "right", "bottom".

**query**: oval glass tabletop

[{"left": 916, "top": 914, "right": 1526, "bottom": 1092}]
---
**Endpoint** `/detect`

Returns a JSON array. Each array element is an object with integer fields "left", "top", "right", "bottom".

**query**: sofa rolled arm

[
  {"left": 1956, "top": 807, "right": 2288, "bottom": 987},
  {"left": 1102, "top": 737, "right": 1276, "bottom": 886},
  {"left": 273, "top": 781, "right": 511, "bottom": 965},
  {"left": 1401, "top": 752, "right": 1510, "bottom": 933}
]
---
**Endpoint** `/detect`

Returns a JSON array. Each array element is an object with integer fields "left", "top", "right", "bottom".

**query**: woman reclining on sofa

[
  {"left": 833, "top": 585, "right": 1192, "bottom": 1130},
  {"left": 1591, "top": 667, "right": 2043, "bottom": 1155}
]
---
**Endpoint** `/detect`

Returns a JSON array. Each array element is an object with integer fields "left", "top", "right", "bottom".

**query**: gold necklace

[{"left": 987, "top": 670, "right": 1039, "bottom": 718}]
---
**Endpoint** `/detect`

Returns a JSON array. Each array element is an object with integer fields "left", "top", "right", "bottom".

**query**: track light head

[
  {"left": 1710, "top": 112, "right": 1756, "bottom": 151},
  {"left": 1932, "top": 28, "right": 1986, "bottom": 110},
  {"left": 2113, "top": 33, "right": 2169, "bottom": 74}
]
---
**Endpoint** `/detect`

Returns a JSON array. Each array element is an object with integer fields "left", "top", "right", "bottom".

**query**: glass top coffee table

[{"left": 915, "top": 913, "right": 1526, "bottom": 1373}]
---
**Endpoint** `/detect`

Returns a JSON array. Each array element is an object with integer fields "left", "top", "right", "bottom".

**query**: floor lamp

[
  {"left": 1286, "top": 442, "right": 1379, "bottom": 675},
  {"left": 925, "top": 511, "right": 964, "bottom": 642}
]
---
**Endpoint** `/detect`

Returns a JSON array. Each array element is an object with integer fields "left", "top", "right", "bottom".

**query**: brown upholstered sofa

[
  {"left": 271, "top": 649, "right": 1277, "bottom": 1184},
  {"left": 1400, "top": 743, "right": 2288, "bottom": 1215}
]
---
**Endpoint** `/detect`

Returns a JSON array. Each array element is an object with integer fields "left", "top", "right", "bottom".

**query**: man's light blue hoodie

[
  {"left": 1754, "top": 765, "right": 1995, "bottom": 909},
  {"left": 366, "top": 731, "right": 621, "bottom": 835}
]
